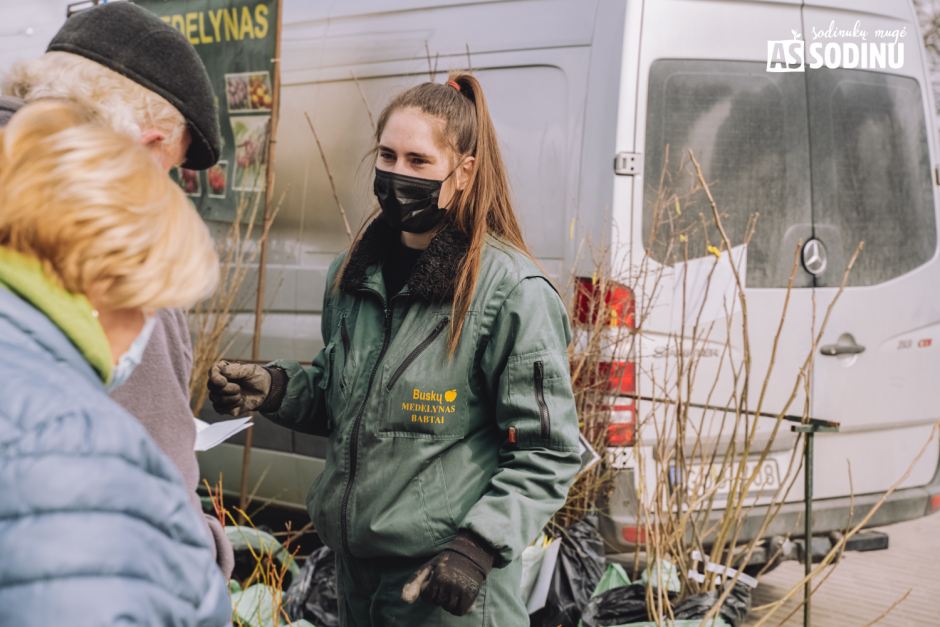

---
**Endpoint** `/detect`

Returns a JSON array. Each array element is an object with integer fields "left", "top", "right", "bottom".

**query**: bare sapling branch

[
  {"left": 189, "top": 185, "right": 284, "bottom": 413},
  {"left": 350, "top": 70, "right": 376, "bottom": 133},
  {"left": 304, "top": 111, "right": 353, "bottom": 241},
  {"left": 424, "top": 40, "right": 434, "bottom": 82}
]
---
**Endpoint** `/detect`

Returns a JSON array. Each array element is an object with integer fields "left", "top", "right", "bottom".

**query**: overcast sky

[{"left": 0, "top": 0, "right": 70, "bottom": 75}]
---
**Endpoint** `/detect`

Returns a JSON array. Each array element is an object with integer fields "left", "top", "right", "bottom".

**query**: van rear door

[
  {"left": 631, "top": 0, "right": 814, "bottom": 499},
  {"left": 801, "top": 1, "right": 940, "bottom": 498}
]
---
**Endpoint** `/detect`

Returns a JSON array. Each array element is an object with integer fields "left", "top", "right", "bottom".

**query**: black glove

[
  {"left": 207, "top": 360, "right": 285, "bottom": 416},
  {"left": 401, "top": 531, "right": 497, "bottom": 616}
]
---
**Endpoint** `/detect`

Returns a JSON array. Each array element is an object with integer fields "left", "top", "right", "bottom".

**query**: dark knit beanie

[{"left": 47, "top": 2, "right": 220, "bottom": 170}]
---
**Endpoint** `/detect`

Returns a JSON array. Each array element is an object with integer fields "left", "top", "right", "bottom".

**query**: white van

[{"left": 199, "top": 0, "right": 940, "bottom": 564}]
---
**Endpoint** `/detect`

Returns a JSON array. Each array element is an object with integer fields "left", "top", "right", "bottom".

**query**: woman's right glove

[
  {"left": 401, "top": 530, "right": 496, "bottom": 616},
  {"left": 207, "top": 360, "right": 280, "bottom": 416}
]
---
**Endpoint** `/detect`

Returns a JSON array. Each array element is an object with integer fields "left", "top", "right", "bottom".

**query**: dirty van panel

[
  {"left": 479, "top": 67, "right": 569, "bottom": 259},
  {"left": 807, "top": 69, "right": 940, "bottom": 496},
  {"left": 225, "top": 313, "right": 326, "bottom": 364},
  {"left": 801, "top": 12, "right": 940, "bottom": 498},
  {"left": 643, "top": 60, "right": 813, "bottom": 289},
  {"left": 276, "top": 80, "right": 378, "bottom": 253},
  {"left": 276, "top": 67, "right": 569, "bottom": 262},
  {"left": 282, "top": 0, "right": 596, "bottom": 71},
  {"left": 806, "top": 69, "right": 937, "bottom": 287}
]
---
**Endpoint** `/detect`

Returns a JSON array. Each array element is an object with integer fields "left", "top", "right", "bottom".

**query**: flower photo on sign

[
  {"left": 207, "top": 161, "right": 228, "bottom": 198},
  {"left": 231, "top": 116, "right": 270, "bottom": 192},
  {"left": 175, "top": 167, "right": 202, "bottom": 197}
]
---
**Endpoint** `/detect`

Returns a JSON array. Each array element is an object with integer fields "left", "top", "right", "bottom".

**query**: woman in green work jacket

[{"left": 208, "top": 74, "right": 581, "bottom": 626}]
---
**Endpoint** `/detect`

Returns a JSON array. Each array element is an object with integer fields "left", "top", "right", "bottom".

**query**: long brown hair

[{"left": 339, "top": 73, "right": 538, "bottom": 354}]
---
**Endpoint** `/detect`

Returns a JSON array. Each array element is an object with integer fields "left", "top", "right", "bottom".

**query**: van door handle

[{"left": 820, "top": 344, "right": 865, "bottom": 356}]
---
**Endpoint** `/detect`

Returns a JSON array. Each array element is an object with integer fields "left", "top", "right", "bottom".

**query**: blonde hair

[
  {"left": 3, "top": 51, "right": 186, "bottom": 153},
  {"left": 0, "top": 100, "right": 218, "bottom": 310}
]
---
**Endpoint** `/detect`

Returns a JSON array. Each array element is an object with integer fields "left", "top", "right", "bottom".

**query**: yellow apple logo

[{"left": 444, "top": 389, "right": 457, "bottom": 403}]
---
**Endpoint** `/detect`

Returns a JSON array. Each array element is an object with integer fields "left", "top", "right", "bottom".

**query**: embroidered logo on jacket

[{"left": 403, "top": 388, "right": 458, "bottom": 424}]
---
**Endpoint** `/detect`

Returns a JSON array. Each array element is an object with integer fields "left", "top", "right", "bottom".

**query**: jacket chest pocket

[
  {"left": 378, "top": 315, "right": 469, "bottom": 440},
  {"left": 504, "top": 350, "right": 579, "bottom": 452}
]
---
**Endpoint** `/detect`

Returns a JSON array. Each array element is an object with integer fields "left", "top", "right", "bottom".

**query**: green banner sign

[{"left": 134, "top": 0, "right": 278, "bottom": 222}]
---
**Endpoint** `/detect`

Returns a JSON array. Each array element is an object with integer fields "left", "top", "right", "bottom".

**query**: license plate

[{"left": 670, "top": 458, "right": 781, "bottom": 498}]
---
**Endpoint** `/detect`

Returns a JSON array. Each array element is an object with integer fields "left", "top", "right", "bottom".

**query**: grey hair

[{"left": 3, "top": 51, "right": 186, "bottom": 151}]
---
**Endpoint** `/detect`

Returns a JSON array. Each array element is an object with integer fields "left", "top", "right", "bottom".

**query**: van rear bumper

[{"left": 600, "top": 466, "right": 940, "bottom": 554}]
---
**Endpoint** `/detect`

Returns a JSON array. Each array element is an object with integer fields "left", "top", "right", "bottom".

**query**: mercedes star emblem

[{"left": 802, "top": 239, "right": 828, "bottom": 276}]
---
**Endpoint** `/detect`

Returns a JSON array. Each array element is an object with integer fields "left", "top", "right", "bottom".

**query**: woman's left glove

[
  {"left": 207, "top": 360, "right": 285, "bottom": 416},
  {"left": 401, "top": 530, "right": 496, "bottom": 616}
]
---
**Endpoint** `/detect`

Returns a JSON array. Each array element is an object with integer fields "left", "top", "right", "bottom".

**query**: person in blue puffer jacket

[{"left": 0, "top": 101, "right": 230, "bottom": 626}]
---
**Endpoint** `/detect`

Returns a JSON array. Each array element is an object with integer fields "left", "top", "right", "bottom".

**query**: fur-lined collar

[{"left": 339, "top": 216, "right": 470, "bottom": 304}]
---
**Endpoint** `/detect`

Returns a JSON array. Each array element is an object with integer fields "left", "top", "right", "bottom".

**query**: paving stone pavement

[{"left": 745, "top": 511, "right": 940, "bottom": 626}]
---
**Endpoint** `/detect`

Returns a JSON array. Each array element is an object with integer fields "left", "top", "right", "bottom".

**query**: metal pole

[
  {"left": 239, "top": 0, "right": 283, "bottom": 519},
  {"left": 622, "top": 393, "right": 840, "bottom": 428},
  {"left": 804, "top": 431, "right": 814, "bottom": 627},
  {"left": 791, "top": 422, "right": 837, "bottom": 627}
]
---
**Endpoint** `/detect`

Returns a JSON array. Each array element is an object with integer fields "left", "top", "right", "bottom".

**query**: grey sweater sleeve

[
  {"left": 110, "top": 308, "right": 234, "bottom": 579},
  {"left": 0, "top": 96, "right": 25, "bottom": 127}
]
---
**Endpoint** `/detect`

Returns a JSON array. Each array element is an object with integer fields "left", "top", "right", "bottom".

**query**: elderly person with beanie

[
  {"left": 2, "top": 2, "right": 234, "bottom": 578},
  {"left": 0, "top": 100, "right": 229, "bottom": 625}
]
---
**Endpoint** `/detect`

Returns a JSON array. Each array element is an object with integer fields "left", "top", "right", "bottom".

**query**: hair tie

[{"left": 445, "top": 80, "right": 461, "bottom": 92}]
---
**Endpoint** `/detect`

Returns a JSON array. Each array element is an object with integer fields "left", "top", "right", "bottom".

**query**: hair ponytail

[
  {"left": 341, "top": 73, "right": 539, "bottom": 355},
  {"left": 443, "top": 73, "right": 534, "bottom": 355}
]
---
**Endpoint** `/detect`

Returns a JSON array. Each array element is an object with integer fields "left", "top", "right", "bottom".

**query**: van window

[
  {"left": 643, "top": 61, "right": 813, "bottom": 288},
  {"left": 807, "top": 70, "right": 937, "bottom": 287}
]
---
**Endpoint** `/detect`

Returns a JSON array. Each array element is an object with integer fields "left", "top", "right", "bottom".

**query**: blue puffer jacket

[{"left": 0, "top": 287, "right": 231, "bottom": 625}]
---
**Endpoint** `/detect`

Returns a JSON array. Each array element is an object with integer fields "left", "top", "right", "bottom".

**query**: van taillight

[
  {"left": 575, "top": 361, "right": 634, "bottom": 394},
  {"left": 609, "top": 361, "right": 636, "bottom": 446},
  {"left": 623, "top": 525, "right": 647, "bottom": 543},
  {"left": 572, "top": 278, "right": 637, "bottom": 446},
  {"left": 584, "top": 400, "right": 635, "bottom": 447},
  {"left": 930, "top": 494, "right": 940, "bottom": 514},
  {"left": 575, "top": 277, "right": 635, "bottom": 327},
  {"left": 607, "top": 403, "right": 636, "bottom": 447},
  {"left": 601, "top": 361, "right": 634, "bottom": 395},
  {"left": 578, "top": 361, "right": 636, "bottom": 447}
]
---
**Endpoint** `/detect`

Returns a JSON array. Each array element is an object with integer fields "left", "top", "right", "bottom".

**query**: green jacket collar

[
  {"left": 339, "top": 216, "right": 470, "bottom": 304},
  {"left": 0, "top": 247, "right": 112, "bottom": 383}
]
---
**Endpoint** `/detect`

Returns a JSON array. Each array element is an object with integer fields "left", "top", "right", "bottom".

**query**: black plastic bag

[
  {"left": 285, "top": 546, "right": 338, "bottom": 627},
  {"left": 581, "top": 583, "right": 679, "bottom": 627},
  {"left": 673, "top": 581, "right": 752, "bottom": 627},
  {"left": 530, "top": 516, "right": 606, "bottom": 627}
]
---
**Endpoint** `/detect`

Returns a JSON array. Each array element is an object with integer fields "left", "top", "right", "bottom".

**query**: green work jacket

[{"left": 262, "top": 218, "right": 581, "bottom": 566}]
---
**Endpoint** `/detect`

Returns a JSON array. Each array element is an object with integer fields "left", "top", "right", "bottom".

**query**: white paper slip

[
  {"left": 193, "top": 417, "right": 252, "bottom": 452},
  {"left": 577, "top": 432, "right": 602, "bottom": 477},
  {"left": 690, "top": 550, "right": 758, "bottom": 588},
  {"left": 526, "top": 537, "right": 562, "bottom": 614}
]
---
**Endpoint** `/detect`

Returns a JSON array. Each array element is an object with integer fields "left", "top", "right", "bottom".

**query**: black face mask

[{"left": 373, "top": 167, "right": 454, "bottom": 234}]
